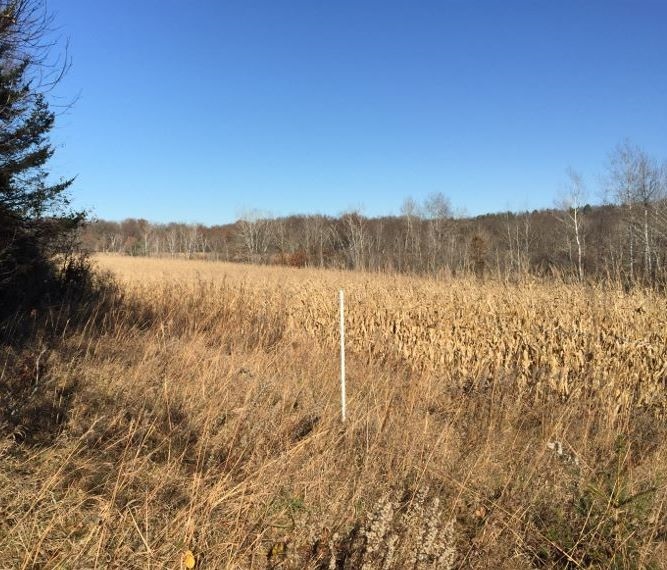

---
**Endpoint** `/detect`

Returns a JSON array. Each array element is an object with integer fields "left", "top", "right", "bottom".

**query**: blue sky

[{"left": 50, "top": 1, "right": 667, "bottom": 224}]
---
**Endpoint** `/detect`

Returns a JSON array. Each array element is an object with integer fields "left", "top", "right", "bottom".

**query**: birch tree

[
  {"left": 237, "top": 209, "right": 273, "bottom": 263},
  {"left": 556, "top": 168, "right": 587, "bottom": 281},
  {"left": 605, "top": 141, "right": 665, "bottom": 283}
]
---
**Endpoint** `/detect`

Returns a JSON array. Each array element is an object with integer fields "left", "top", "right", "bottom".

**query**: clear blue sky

[{"left": 50, "top": 1, "right": 667, "bottom": 224}]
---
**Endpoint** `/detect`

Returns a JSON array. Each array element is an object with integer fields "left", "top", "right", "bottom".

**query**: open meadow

[{"left": 1, "top": 255, "right": 667, "bottom": 569}]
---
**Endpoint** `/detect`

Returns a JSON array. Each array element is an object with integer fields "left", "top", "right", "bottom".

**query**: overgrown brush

[{"left": 0, "top": 256, "right": 665, "bottom": 568}]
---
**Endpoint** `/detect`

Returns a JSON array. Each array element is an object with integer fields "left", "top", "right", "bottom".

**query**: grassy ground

[{"left": 1, "top": 254, "right": 666, "bottom": 568}]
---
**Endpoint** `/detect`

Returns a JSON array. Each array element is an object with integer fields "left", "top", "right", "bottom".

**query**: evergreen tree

[{"left": 0, "top": 0, "right": 83, "bottom": 313}]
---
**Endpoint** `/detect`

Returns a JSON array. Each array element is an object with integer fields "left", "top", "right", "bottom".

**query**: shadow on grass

[{"left": 0, "top": 256, "right": 127, "bottom": 445}]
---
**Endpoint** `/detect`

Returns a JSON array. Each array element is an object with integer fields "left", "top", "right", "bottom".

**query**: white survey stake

[{"left": 339, "top": 289, "right": 346, "bottom": 422}]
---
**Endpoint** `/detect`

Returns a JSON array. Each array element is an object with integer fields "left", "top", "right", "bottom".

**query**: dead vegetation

[{"left": 0, "top": 254, "right": 666, "bottom": 568}]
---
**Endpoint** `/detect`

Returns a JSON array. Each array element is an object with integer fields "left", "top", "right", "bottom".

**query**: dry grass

[{"left": 1, "top": 254, "right": 666, "bottom": 568}]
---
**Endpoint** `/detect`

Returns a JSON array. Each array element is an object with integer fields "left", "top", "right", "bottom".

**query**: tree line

[{"left": 83, "top": 141, "right": 667, "bottom": 287}]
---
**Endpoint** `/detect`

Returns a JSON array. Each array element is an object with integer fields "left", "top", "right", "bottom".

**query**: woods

[{"left": 82, "top": 163, "right": 667, "bottom": 286}]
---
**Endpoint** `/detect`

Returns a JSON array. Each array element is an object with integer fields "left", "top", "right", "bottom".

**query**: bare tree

[
  {"left": 605, "top": 141, "right": 666, "bottom": 282},
  {"left": 423, "top": 192, "right": 452, "bottom": 273},
  {"left": 634, "top": 152, "right": 664, "bottom": 277},
  {"left": 400, "top": 196, "right": 422, "bottom": 271},
  {"left": 303, "top": 215, "right": 335, "bottom": 267},
  {"left": 654, "top": 163, "right": 667, "bottom": 275},
  {"left": 165, "top": 223, "right": 179, "bottom": 257},
  {"left": 556, "top": 169, "right": 587, "bottom": 281},
  {"left": 237, "top": 209, "right": 273, "bottom": 263},
  {"left": 340, "top": 210, "right": 367, "bottom": 270},
  {"left": 605, "top": 141, "right": 639, "bottom": 281}
]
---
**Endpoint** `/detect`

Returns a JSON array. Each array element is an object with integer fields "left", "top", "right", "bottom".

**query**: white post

[{"left": 339, "top": 289, "right": 346, "bottom": 422}]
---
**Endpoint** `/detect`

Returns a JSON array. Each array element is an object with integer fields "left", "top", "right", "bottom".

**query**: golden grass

[
  {"left": 1, "top": 254, "right": 666, "bottom": 568},
  {"left": 98, "top": 255, "right": 667, "bottom": 419}
]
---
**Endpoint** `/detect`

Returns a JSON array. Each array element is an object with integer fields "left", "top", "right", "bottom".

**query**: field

[{"left": 2, "top": 255, "right": 667, "bottom": 568}]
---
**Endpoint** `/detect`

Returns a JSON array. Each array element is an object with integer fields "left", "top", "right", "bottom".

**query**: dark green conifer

[{"left": 0, "top": 0, "right": 83, "bottom": 313}]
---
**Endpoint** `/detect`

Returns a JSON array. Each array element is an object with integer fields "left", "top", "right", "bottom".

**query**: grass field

[{"left": 1, "top": 254, "right": 666, "bottom": 568}]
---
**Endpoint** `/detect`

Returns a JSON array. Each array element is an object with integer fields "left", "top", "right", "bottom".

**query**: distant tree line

[{"left": 82, "top": 141, "right": 667, "bottom": 286}]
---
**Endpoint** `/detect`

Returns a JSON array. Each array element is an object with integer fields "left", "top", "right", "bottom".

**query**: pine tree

[{"left": 0, "top": 0, "right": 83, "bottom": 313}]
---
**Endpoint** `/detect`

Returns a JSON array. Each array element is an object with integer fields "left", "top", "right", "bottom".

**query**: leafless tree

[
  {"left": 555, "top": 169, "right": 587, "bottom": 281},
  {"left": 165, "top": 223, "right": 179, "bottom": 257},
  {"left": 340, "top": 210, "right": 368, "bottom": 270},
  {"left": 303, "top": 215, "right": 335, "bottom": 267},
  {"left": 237, "top": 209, "right": 273, "bottom": 263},
  {"left": 605, "top": 141, "right": 666, "bottom": 283},
  {"left": 423, "top": 192, "right": 452, "bottom": 273},
  {"left": 400, "top": 196, "right": 422, "bottom": 271},
  {"left": 605, "top": 141, "right": 639, "bottom": 281}
]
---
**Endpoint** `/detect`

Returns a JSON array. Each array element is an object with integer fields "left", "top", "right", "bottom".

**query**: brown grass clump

[{"left": 0, "top": 254, "right": 666, "bottom": 568}]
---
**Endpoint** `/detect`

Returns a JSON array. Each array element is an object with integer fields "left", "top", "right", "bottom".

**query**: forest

[{"left": 83, "top": 171, "right": 667, "bottom": 286}]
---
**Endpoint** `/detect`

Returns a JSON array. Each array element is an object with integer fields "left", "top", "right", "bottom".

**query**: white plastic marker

[{"left": 339, "top": 289, "right": 346, "bottom": 422}]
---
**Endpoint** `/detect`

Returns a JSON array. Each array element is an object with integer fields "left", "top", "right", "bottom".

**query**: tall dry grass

[{"left": 0, "top": 254, "right": 666, "bottom": 568}]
